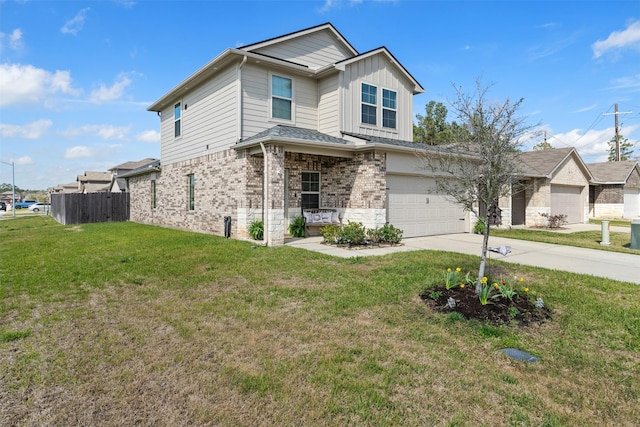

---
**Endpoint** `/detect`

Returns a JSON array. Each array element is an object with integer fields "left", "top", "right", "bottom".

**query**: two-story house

[{"left": 127, "top": 23, "right": 471, "bottom": 245}]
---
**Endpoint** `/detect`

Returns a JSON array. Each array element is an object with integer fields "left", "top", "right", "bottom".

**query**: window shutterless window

[
  {"left": 361, "top": 83, "right": 377, "bottom": 125},
  {"left": 301, "top": 171, "right": 320, "bottom": 209},
  {"left": 187, "top": 174, "right": 195, "bottom": 211},
  {"left": 271, "top": 75, "right": 292, "bottom": 120},
  {"left": 151, "top": 180, "right": 156, "bottom": 209},
  {"left": 174, "top": 102, "right": 182, "bottom": 137},
  {"left": 382, "top": 88, "right": 397, "bottom": 129}
]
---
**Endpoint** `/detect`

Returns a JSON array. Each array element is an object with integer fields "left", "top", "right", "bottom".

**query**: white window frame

[
  {"left": 301, "top": 171, "right": 320, "bottom": 209},
  {"left": 269, "top": 73, "right": 294, "bottom": 123},
  {"left": 382, "top": 87, "right": 397, "bottom": 129},
  {"left": 361, "top": 82, "right": 377, "bottom": 126}
]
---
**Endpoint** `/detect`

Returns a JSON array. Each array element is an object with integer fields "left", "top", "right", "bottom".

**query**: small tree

[
  {"left": 419, "top": 79, "right": 537, "bottom": 293},
  {"left": 607, "top": 134, "right": 635, "bottom": 161}
]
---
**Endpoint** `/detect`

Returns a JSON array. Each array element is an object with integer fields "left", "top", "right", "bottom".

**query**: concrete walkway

[{"left": 286, "top": 223, "right": 640, "bottom": 285}]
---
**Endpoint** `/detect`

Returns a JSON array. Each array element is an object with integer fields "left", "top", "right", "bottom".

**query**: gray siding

[
  {"left": 241, "top": 63, "right": 319, "bottom": 139},
  {"left": 318, "top": 75, "right": 340, "bottom": 136},
  {"left": 161, "top": 64, "right": 238, "bottom": 164},
  {"left": 248, "top": 30, "right": 352, "bottom": 69},
  {"left": 340, "top": 54, "right": 414, "bottom": 140}
]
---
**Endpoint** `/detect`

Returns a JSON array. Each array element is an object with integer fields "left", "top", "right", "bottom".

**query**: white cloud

[
  {"left": 0, "top": 28, "right": 24, "bottom": 52},
  {"left": 549, "top": 127, "right": 617, "bottom": 160},
  {"left": 136, "top": 130, "right": 160, "bottom": 143},
  {"left": 0, "top": 63, "right": 80, "bottom": 106},
  {"left": 574, "top": 104, "right": 598, "bottom": 113},
  {"left": 61, "top": 8, "right": 90, "bottom": 35},
  {"left": 59, "top": 124, "right": 131, "bottom": 140},
  {"left": 15, "top": 156, "right": 34, "bottom": 166},
  {"left": 64, "top": 146, "right": 96, "bottom": 159},
  {"left": 89, "top": 73, "right": 132, "bottom": 104},
  {"left": 0, "top": 119, "right": 52, "bottom": 139},
  {"left": 592, "top": 20, "right": 640, "bottom": 59},
  {"left": 607, "top": 74, "right": 640, "bottom": 91}
]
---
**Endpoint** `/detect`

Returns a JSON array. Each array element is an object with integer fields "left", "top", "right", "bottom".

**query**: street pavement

[{"left": 285, "top": 223, "right": 640, "bottom": 285}]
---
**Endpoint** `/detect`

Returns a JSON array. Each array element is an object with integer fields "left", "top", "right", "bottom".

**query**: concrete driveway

[{"left": 286, "top": 223, "right": 640, "bottom": 285}]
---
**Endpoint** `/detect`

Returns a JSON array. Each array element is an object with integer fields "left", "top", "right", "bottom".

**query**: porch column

[{"left": 264, "top": 144, "right": 285, "bottom": 246}]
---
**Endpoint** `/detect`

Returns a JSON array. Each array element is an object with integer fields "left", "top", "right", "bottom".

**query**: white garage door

[
  {"left": 387, "top": 175, "right": 466, "bottom": 238},
  {"left": 551, "top": 185, "right": 583, "bottom": 224},
  {"left": 624, "top": 188, "right": 640, "bottom": 218}
]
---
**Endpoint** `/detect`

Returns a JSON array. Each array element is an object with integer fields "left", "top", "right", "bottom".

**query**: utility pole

[{"left": 603, "top": 104, "right": 632, "bottom": 161}]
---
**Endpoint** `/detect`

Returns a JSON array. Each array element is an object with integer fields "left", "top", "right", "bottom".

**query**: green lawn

[{"left": 1, "top": 217, "right": 639, "bottom": 426}]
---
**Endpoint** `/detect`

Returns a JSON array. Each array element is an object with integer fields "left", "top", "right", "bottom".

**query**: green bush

[
  {"left": 288, "top": 216, "right": 306, "bottom": 238},
  {"left": 340, "top": 221, "right": 367, "bottom": 246},
  {"left": 248, "top": 220, "right": 264, "bottom": 240},
  {"left": 379, "top": 224, "right": 403, "bottom": 244},
  {"left": 366, "top": 227, "right": 383, "bottom": 244},
  {"left": 473, "top": 218, "right": 486, "bottom": 234},
  {"left": 321, "top": 224, "right": 342, "bottom": 244}
]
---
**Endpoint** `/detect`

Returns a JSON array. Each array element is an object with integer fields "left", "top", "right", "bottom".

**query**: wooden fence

[{"left": 51, "top": 192, "right": 130, "bottom": 225}]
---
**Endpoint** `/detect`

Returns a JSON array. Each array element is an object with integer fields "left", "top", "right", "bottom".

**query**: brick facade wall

[{"left": 129, "top": 146, "right": 387, "bottom": 245}]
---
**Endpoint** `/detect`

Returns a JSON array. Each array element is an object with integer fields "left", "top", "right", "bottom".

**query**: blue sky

[{"left": 1, "top": 0, "right": 639, "bottom": 190}]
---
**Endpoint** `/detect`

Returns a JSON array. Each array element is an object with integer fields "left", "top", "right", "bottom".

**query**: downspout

[{"left": 260, "top": 141, "right": 269, "bottom": 246}]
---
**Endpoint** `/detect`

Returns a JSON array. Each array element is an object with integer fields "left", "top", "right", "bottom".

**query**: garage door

[
  {"left": 624, "top": 188, "right": 640, "bottom": 218},
  {"left": 387, "top": 175, "right": 466, "bottom": 238},
  {"left": 551, "top": 185, "right": 583, "bottom": 224}
]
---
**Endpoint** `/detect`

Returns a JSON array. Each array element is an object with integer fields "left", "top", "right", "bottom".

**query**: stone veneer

[{"left": 129, "top": 146, "right": 387, "bottom": 246}]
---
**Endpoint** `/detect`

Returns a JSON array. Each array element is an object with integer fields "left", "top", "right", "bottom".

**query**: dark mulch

[{"left": 420, "top": 285, "right": 552, "bottom": 326}]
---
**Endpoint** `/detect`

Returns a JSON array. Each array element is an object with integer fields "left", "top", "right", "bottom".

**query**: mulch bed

[{"left": 420, "top": 285, "right": 552, "bottom": 326}]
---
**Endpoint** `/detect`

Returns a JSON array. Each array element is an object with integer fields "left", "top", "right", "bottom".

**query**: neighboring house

[
  {"left": 128, "top": 23, "right": 473, "bottom": 246},
  {"left": 588, "top": 160, "right": 640, "bottom": 219},
  {"left": 77, "top": 171, "right": 112, "bottom": 194},
  {"left": 500, "top": 148, "right": 592, "bottom": 227},
  {"left": 108, "top": 158, "right": 158, "bottom": 192},
  {"left": 51, "top": 182, "right": 81, "bottom": 194}
]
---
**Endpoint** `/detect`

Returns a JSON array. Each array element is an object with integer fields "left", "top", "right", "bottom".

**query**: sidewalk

[{"left": 286, "top": 224, "right": 640, "bottom": 285}]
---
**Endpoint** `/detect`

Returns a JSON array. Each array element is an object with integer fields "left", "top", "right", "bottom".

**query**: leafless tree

[{"left": 419, "top": 79, "right": 538, "bottom": 293}]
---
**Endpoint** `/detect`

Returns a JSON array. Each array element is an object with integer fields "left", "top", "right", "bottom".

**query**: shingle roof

[
  {"left": 517, "top": 148, "right": 575, "bottom": 177},
  {"left": 587, "top": 160, "right": 639, "bottom": 183},
  {"left": 240, "top": 125, "right": 349, "bottom": 145},
  {"left": 118, "top": 159, "right": 161, "bottom": 178},
  {"left": 109, "top": 158, "right": 159, "bottom": 172}
]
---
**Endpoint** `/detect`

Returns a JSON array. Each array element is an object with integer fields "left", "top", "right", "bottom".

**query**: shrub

[
  {"left": 248, "top": 220, "right": 264, "bottom": 240},
  {"left": 288, "top": 216, "right": 305, "bottom": 238},
  {"left": 340, "top": 221, "right": 367, "bottom": 246},
  {"left": 473, "top": 218, "right": 486, "bottom": 234},
  {"left": 366, "top": 227, "right": 383, "bottom": 244},
  {"left": 320, "top": 224, "right": 342, "bottom": 244},
  {"left": 540, "top": 212, "right": 568, "bottom": 229},
  {"left": 379, "top": 224, "right": 403, "bottom": 244}
]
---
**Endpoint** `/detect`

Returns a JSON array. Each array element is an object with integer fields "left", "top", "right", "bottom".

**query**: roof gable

[
  {"left": 336, "top": 47, "right": 424, "bottom": 94},
  {"left": 239, "top": 23, "right": 358, "bottom": 66},
  {"left": 587, "top": 160, "right": 640, "bottom": 184},
  {"left": 519, "top": 148, "right": 592, "bottom": 180}
]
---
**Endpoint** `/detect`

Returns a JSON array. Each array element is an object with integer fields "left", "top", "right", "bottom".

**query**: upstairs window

[
  {"left": 174, "top": 102, "right": 182, "bottom": 137},
  {"left": 301, "top": 172, "right": 320, "bottom": 209},
  {"left": 271, "top": 75, "right": 292, "bottom": 120},
  {"left": 361, "top": 83, "right": 377, "bottom": 125},
  {"left": 382, "top": 89, "right": 397, "bottom": 129}
]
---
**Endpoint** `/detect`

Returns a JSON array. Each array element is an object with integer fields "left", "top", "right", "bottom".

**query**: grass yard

[
  {"left": 490, "top": 227, "right": 638, "bottom": 255},
  {"left": 1, "top": 217, "right": 639, "bottom": 426}
]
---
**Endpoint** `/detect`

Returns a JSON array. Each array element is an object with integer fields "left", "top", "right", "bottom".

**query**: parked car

[
  {"left": 0, "top": 201, "right": 5, "bottom": 211},
  {"left": 28, "top": 202, "right": 50, "bottom": 212},
  {"left": 13, "top": 200, "right": 37, "bottom": 209}
]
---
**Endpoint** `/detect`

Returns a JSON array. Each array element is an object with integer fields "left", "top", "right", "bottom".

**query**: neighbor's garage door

[
  {"left": 624, "top": 188, "right": 640, "bottom": 218},
  {"left": 551, "top": 185, "right": 583, "bottom": 224},
  {"left": 387, "top": 175, "right": 466, "bottom": 238}
]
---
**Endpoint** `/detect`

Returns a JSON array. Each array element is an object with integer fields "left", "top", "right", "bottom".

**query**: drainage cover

[{"left": 500, "top": 348, "right": 539, "bottom": 363}]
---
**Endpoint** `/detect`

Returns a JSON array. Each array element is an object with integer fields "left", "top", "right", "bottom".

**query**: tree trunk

[{"left": 476, "top": 219, "right": 491, "bottom": 294}]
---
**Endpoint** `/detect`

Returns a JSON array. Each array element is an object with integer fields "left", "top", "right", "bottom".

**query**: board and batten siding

[
  {"left": 240, "top": 63, "right": 319, "bottom": 139},
  {"left": 160, "top": 64, "right": 238, "bottom": 165},
  {"left": 340, "top": 53, "right": 414, "bottom": 140},
  {"left": 247, "top": 30, "right": 352, "bottom": 70}
]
